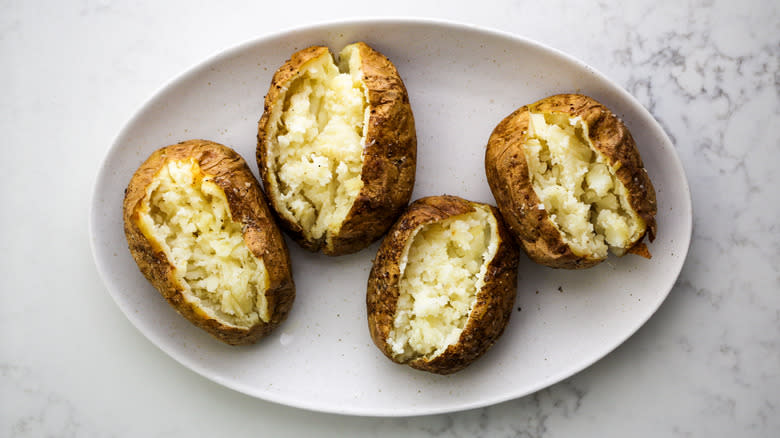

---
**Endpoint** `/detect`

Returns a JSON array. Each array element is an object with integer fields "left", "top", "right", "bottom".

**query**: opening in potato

[
  {"left": 136, "top": 159, "right": 270, "bottom": 327},
  {"left": 523, "top": 112, "right": 645, "bottom": 257},
  {"left": 388, "top": 206, "right": 499, "bottom": 361},
  {"left": 265, "top": 45, "right": 369, "bottom": 243}
]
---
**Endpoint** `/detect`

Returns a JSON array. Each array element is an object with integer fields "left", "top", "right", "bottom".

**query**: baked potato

[
  {"left": 257, "top": 42, "right": 416, "bottom": 256},
  {"left": 367, "top": 195, "right": 520, "bottom": 374},
  {"left": 485, "top": 94, "right": 657, "bottom": 269},
  {"left": 123, "top": 140, "right": 295, "bottom": 345}
]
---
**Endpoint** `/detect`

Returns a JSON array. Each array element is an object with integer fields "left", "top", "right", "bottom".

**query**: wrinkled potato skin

[
  {"left": 257, "top": 42, "right": 417, "bottom": 256},
  {"left": 485, "top": 94, "right": 657, "bottom": 269},
  {"left": 123, "top": 139, "right": 295, "bottom": 345},
  {"left": 367, "top": 195, "right": 520, "bottom": 375}
]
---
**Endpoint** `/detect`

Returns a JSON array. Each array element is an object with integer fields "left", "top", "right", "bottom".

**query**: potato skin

[
  {"left": 123, "top": 139, "right": 295, "bottom": 345},
  {"left": 485, "top": 94, "right": 657, "bottom": 269},
  {"left": 257, "top": 42, "right": 417, "bottom": 256},
  {"left": 367, "top": 195, "right": 520, "bottom": 374}
]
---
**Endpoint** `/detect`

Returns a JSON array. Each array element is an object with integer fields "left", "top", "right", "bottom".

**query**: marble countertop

[{"left": 1, "top": 0, "right": 777, "bottom": 436}]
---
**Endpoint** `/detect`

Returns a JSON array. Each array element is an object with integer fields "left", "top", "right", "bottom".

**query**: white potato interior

[
  {"left": 523, "top": 112, "right": 644, "bottom": 257},
  {"left": 136, "top": 159, "right": 269, "bottom": 327},
  {"left": 388, "top": 206, "right": 499, "bottom": 361},
  {"left": 266, "top": 45, "right": 369, "bottom": 242}
]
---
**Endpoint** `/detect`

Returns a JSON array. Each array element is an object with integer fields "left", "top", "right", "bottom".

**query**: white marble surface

[{"left": 1, "top": 0, "right": 777, "bottom": 436}]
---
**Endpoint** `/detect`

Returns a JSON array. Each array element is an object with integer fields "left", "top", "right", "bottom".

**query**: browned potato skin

[
  {"left": 367, "top": 195, "right": 520, "bottom": 374},
  {"left": 257, "top": 42, "right": 417, "bottom": 256},
  {"left": 123, "top": 139, "right": 295, "bottom": 345},
  {"left": 485, "top": 94, "right": 657, "bottom": 269}
]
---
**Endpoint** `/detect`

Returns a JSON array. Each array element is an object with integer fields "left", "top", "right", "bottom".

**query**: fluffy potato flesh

[
  {"left": 523, "top": 112, "right": 644, "bottom": 257},
  {"left": 136, "top": 159, "right": 270, "bottom": 327},
  {"left": 388, "top": 206, "right": 499, "bottom": 362},
  {"left": 266, "top": 45, "right": 369, "bottom": 242}
]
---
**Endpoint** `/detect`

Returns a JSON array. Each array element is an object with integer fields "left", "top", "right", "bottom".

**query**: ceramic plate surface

[{"left": 90, "top": 18, "right": 692, "bottom": 416}]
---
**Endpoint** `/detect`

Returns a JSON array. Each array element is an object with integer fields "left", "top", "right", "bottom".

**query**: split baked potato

[
  {"left": 123, "top": 140, "right": 295, "bottom": 345},
  {"left": 367, "top": 195, "right": 520, "bottom": 374},
  {"left": 485, "top": 94, "right": 657, "bottom": 269},
  {"left": 257, "top": 42, "right": 416, "bottom": 256}
]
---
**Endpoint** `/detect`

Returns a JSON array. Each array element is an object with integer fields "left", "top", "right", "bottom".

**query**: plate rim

[{"left": 89, "top": 16, "right": 693, "bottom": 417}]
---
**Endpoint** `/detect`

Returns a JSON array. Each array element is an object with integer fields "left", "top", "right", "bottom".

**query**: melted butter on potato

[
  {"left": 266, "top": 44, "right": 369, "bottom": 243},
  {"left": 136, "top": 159, "right": 270, "bottom": 326},
  {"left": 388, "top": 206, "right": 499, "bottom": 361},
  {"left": 524, "top": 112, "right": 644, "bottom": 257}
]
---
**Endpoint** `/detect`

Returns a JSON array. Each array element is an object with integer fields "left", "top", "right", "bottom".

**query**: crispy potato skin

[
  {"left": 123, "top": 139, "right": 295, "bottom": 345},
  {"left": 485, "top": 94, "right": 657, "bottom": 269},
  {"left": 367, "top": 195, "right": 520, "bottom": 374},
  {"left": 257, "top": 42, "right": 417, "bottom": 256}
]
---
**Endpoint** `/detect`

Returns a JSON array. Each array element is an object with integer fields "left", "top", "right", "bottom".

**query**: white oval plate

[{"left": 90, "top": 18, "right": 692, "bottom": 416}]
